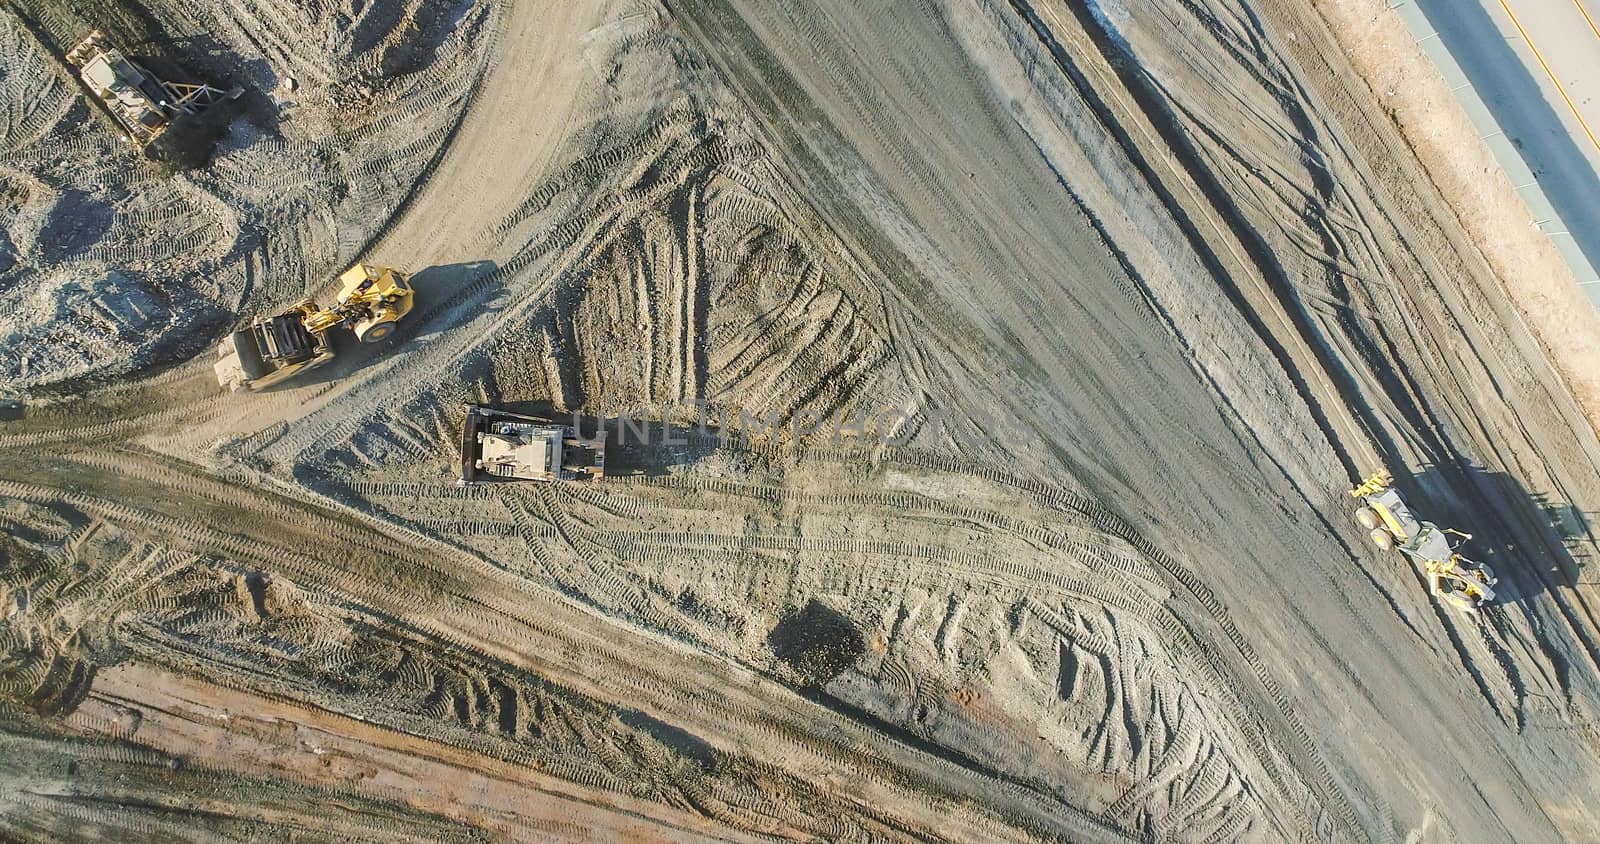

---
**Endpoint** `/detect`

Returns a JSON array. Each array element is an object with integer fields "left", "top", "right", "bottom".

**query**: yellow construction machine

[
  {"left": 214, "top": 264, "right": 413, "bottom": 391},
  {"left": 65, "top": 31, "right": 241, "bottom": 146},
  {"left": 458, "top": 404, "right": 606, "bottom": 485},
  {"left": 1351, "top": 469, "right": 1498, "bottom": 613}
]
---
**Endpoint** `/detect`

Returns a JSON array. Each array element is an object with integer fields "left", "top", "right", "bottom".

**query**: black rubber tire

[{"left": 355, "top": 319, "right": 396, "bottom": 344}]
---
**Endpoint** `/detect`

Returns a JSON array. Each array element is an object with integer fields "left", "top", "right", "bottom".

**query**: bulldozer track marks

[
  {"left": 310, "top": 442, "right": 1328, "bottom": 836},
  {"left": 1, "top": 400, "right": 1314, "bottom": 838},
  {"left": 6, "top": 0, "right": 1597, "bottom": 838},
  {"left": 1024, "top": 0, "right": 1600, "bottom": 737}
]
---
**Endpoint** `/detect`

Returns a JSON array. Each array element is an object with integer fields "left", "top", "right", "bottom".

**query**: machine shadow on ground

[
  {"left": 159, "top": 32, "right": 279, "bottom": 136},
  {"left": 272, "top": 260, "right": 500, "bottom": 391},
  {"left": 1406, "top": 462, "right": 1598, "bottom": 606},
  {"left": 402, "top": 260, "right": 502, "bottom": 341}
]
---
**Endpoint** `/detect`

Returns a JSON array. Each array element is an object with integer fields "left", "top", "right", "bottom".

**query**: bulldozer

[
  {"left": 1351, "top": 469, "right": 1498, "bottom": 613},
  {"left": 459, "top": 404, "right": 606, "bottom": 485},
  {"left": 214, "top": 264, "right": 413, "bottom": 392},
  {"left": 65, "top": 31, "right": 241, "bottom": 146}
]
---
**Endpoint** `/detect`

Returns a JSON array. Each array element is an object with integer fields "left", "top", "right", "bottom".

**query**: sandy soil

[{"left": 3, "top": 0, "right": 1600, "bottom": 841}]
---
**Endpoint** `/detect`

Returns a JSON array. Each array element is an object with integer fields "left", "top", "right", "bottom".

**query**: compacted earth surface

[{"left": 3, "top": 0, "right": 1600, "bottom": 841}]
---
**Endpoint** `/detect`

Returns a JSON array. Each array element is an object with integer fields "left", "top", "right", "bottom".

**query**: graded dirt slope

[
  {"left": 0, "top": 0, "right": 497, "bottom": 390},
  {"left": 2, "top": 0, "right": 1600, "bottom": 842}
]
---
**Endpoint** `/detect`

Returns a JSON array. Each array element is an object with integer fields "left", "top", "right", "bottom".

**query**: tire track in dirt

[
  {"left": 11, "top": 0, "right": 1597, "bottom": 838},
  {"left": 64, "top": 663, "right": 771, "bottom": 843},
  {"left": 335, "top": 444, "right": 1329, "bottom": 838},
  {"left": 0, "top": 448, "right": 1125, "bottom": 841}
]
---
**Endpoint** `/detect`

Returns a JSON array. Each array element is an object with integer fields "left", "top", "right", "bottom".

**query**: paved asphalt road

[
  {"left": 1503, "top": 0, "right": 1600, "bottom": 158},
  {"left": 1414, "top": 0, "right": 1600, "bottom": 305}
]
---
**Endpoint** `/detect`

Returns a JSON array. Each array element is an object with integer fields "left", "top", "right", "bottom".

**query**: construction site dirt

[{"left": 3, "top": 0, "right": 1600, "bottom": 841}]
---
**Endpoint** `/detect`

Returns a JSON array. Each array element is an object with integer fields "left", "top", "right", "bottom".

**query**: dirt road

[{"left": 3, "top": 0, "right": 1600, "bottom": 841}]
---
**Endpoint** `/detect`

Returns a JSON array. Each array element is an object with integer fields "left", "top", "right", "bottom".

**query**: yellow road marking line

[
  {"left": 1496, "top": 0, "right": 1600, "bottom": 158},
  {"left": 1570, "top": 0, "right": 1600, "bottom": 45}
]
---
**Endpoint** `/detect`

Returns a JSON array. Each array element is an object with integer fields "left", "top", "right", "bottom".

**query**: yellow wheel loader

[
  {"left": 65, "top": 31, "right": 241, "bottom": 146},
  {"left": 1350, "top": 469, "right": 1498, "bottom": 614},
  {"left": 214, "top": 264, "right": 413, "bottom": 392}
]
